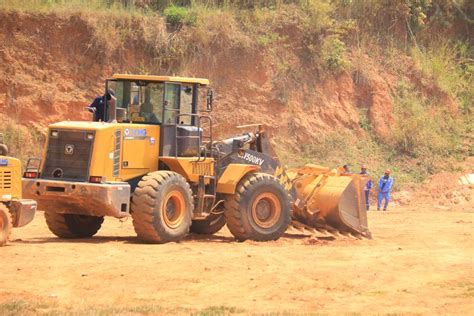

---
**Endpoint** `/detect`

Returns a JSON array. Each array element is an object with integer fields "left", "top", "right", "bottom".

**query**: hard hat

[{"left": 385, "top": 169, "right": 391, "bottom": 174}]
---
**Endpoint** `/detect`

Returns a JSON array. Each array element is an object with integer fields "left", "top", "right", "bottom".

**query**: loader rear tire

[
  {"left": 0, "top": 204, "right": 12, "bottom": 247},
  {"left": 190, "top": 213, "right": 226, "bottom": 235},
  {"left": 131, "top": 171, "right": 193, "bottom": 243},
  {"left": 224, "top": 173, "right": 291, "bottom": 241},
  {"left": 44, "top": 212, "right": 104, "bottom": 238}
]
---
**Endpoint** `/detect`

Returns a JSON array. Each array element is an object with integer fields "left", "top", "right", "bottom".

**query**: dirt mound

[
  {"left": 420, "top": 172, "right": 472, "bottom": 210},
  {"left": 393, "top": 159, "right": 474, "bottom": 211}
]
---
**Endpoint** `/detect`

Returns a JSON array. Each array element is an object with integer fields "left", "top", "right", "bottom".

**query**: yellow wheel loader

[
  {"left": 0, "top": 134, "right": 37, "bottom": 246},
  {"left": 22, "top": 74, "right": 369, "bottom": 243}
]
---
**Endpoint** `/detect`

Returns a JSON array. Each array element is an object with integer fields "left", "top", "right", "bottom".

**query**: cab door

[{"left": 160, "top": 82, "right": 181, "bottom": 157}]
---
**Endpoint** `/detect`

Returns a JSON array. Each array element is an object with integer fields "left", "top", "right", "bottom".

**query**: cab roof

[{"left": 112, "top": 74, "right": 209, "bottom": 86}]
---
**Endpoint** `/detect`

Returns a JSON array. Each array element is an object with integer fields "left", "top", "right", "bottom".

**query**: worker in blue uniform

[
  {"left": 377, "top": 169, "right": 393, "bottom": 211},
  {"left": 359, "top": 165, "right": 372, "bottom": 210},
  {"left": 88, "top": 88, "right": 115, "bottom": 122}
]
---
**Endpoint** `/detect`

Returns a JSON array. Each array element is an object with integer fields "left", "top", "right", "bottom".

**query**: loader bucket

[
  {"left": 289, "top": 165, "right": 371, "bottom": 238},
  {"left": 317, "top": 176, "right": 369, "bottom": 236}
]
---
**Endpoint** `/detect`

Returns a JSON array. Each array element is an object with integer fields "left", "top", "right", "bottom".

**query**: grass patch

[
  {"left": 0, "top": 0, "right": 147, "bottom": 15},
  {"left": 192, "top": 305, "right": 244, "bottom": 316},
  {"left": 276, "top": 121, "right": 461, "bottom": 189},
  {"left": 277, "top": 131, "right": 392, "bottom": 182},
  {"left": 0, "top": 121, "right": 45, "bottom": 166},
  {"left": 411, "top": 41, "right": 473, "bottom": 115},
  {"left": 257, "top": 32, "right": 286, "bottom": 47},
  {"left": 0, "top": 300, "right": 58, "bottom": 316},
  {"left": 0, "top": 299, "right": 246, "bottom": 316},
  {"left": 0, "top": 301, "right": 165, "bottom": 315},
  {"left": 461, "top": 283, "right": 474, "bottom": 298},
  {"left": 392, "top": 81, "right": 461, "bottom": 160},
  {"left": 0, "top": 300, "right": 37, "bottom": 316}
]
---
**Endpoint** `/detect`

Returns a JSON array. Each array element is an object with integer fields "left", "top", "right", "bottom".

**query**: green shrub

[
  {"left": 321, "top": 36, "right": 350, "bottom": 71},
  {"left": 302, "top": 0, "right": 334, "bottom": 33},
  {"left": 272, "top": 61, "right": 292, "bottom": 105},
  {"left": 257, "top": 32, "right": 285, "bottom": 46},
  {"left": 358, "top": 108, "right": 371, "bottom": 131},
  {"left": 163, "top": 5, "right": 196, "bottom": 26}
]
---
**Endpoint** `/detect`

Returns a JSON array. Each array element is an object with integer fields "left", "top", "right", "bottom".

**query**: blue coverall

[
  {"left": 377, "top": 175, "right": 393, "bottom": 210},
  {"left": 89, "top": 95, "right": 110, "bottom": 122},
  {"left": 360, "top": 171, "right": 372, "bottom": 210}
]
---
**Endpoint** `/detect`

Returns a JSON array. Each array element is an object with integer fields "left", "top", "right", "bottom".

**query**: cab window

[
  {"left": 107, "top": 80, "right": 198, "bottom": 125},
  {"left": 180, "top": 84, "right": 193, "bottom": 125},
  {"left": 108, "top": 80, "right": 163, "bottom": 124},
  {"left": 163, "top": 83, "right": 180, "bottom": 124}
]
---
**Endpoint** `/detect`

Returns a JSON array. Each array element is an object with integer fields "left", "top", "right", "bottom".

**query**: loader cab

[
  {"left": 106, "top": 76, "right": 202, "bottom": 125},
  {"left": 106, "top": 74, "right": 211, "bottom": 157}
]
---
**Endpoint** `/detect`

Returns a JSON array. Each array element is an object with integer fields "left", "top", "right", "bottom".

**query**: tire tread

[
  {"left": 131, "top": 171, "right": 193, "bottom": 243},
  {"left": 224, "top": 173, "right": 291, "bottom": 241},
  {"left": 0, "top": 203, "right": 12, "bottom": 247}
]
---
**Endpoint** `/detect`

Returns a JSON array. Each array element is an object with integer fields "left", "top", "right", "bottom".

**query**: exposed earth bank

[{"left": 0, "top": 10, "right": 458, "bottom": 148}]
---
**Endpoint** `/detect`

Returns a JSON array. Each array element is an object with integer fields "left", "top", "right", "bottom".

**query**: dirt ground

[{"left": 0, "top": 206, "right": 472, "bottom": 315}]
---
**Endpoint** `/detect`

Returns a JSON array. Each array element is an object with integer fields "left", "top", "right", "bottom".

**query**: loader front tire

[
  {"left": 0, "top": 204, "right": 12, "bottom": 247},
  {"left": 44, "top": 212, "right": 104, "bottom": 238},
  {"left": 224, "top": 173, "right": 291, "bottom": 241},
  {"left": 131, "top": 171, "right": 193, "bottom": 243},
  {"left": 190, "top": 213, "right": 226, "bottom": 235}
]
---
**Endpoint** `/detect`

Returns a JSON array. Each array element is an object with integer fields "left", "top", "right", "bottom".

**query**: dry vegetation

[{"left": 0, "top": 0, "right": 472, "bottom": 184}]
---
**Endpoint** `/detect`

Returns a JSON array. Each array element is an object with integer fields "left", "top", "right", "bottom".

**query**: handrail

[{"left": 162, "top": 100, "right": 214, "bottom": 162}]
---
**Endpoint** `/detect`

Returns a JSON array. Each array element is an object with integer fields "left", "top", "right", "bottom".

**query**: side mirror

[{"left": 206, "top": 89, "right": 213, "bottom": 112}]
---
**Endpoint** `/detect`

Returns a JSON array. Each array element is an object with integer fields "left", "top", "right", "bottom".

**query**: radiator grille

[
  {"left": 41, "top": 130, "right": 94, "bottom": 182},
  {"left": 192, "top": 161, "right": 214, "bottom": 176},
  {"left": 0, "top": 170, "right": 12, "bottom": 189},
  {"left": 113, "top": 129, "right": 121, "bottom": 177}
]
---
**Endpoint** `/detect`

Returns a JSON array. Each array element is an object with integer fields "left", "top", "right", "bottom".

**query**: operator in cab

[{"left": 129, "top": 87, "right": 160, "bottom": 124}]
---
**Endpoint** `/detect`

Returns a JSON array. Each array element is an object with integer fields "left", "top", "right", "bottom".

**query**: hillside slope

[
  {"left": 0, "top": 2, "right": 471, "bottom": 183},
  {"left": 0, "top": 11, "right": 394, "bottom": 136}
]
